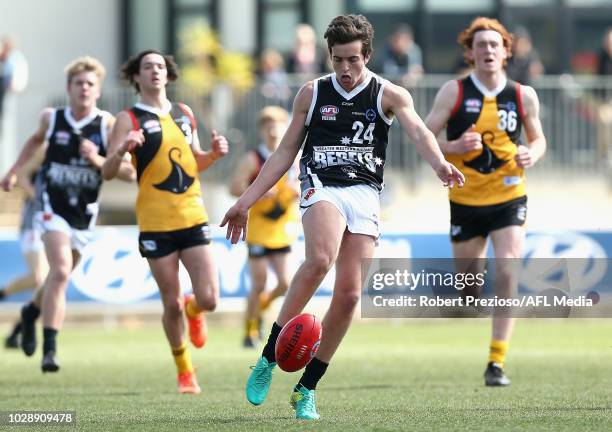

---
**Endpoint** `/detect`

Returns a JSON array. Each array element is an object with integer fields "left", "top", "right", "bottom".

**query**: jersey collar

[
  {"left": 331, "top": 69, "right": 373, "bottom": 100},
  {"left": 469, "top": 72, "right": 507, "bottom": 98},
  {"left": 64, "top": 106, "right": 100, "bottom": 131},
  {"left": 134, "top": 99, "right": 172, "bottom": 116},
  {"left": 257, "top": 143, "right": 272, "bottom": 160}
]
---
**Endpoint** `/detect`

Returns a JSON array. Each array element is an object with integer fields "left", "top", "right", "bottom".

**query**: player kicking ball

[{"left": 222, "top": 14, "right": 463, "bottom": 419}]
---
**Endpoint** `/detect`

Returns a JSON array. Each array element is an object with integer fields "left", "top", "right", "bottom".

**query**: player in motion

[
  {"left": 102, "top": 50, "right": 228, "bottom": 394},
  {"left": 222, "top": 14, "right": 464, "bottom": 419},
  {"left": 230, "top": 106, "right": 300, "bottom": 348},
  {"left": 425, "top": 17, "right": 546, "bottom": 386},
  {"left": 1, "top": 57, "right": 134, "bottom": 371}
]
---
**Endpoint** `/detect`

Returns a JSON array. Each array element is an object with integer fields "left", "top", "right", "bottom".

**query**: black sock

[
  {"left": 261, "top": 322, "right": 283, "bottom": 363},
  {"left": 297, "top": 357, "right": 329, "bottom": 391},
  {"left": 43, "top": 327, "right": 58, "bottom": 355},
  {"left": 9, "top": 321, "right": 22, "bottom": 338},
  {"left": 22, "top": 302, "right": 41, "bottom": 322}
]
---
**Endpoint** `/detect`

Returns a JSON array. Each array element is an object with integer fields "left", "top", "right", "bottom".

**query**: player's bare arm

[
  {"left": 424, "top": 80, "right": 483, "bottom": 155},
  {"left": 383, "top": 82, "right": 464, "bottom": 187},
  {"left": 221, "top": 81, "right": 312, "bottom": 243},
  {"left": 101, "top": 111, "right": 143, "bottom": 181},
  {"left": 230, "top": 154, "right": 258, "bottom": 197},
  {"left": 181, "top": 104, "right": 228, "bottom": 171},
  {"left": 1, "top": 108, "right": 52, "bottom": 192},
  {"left": 515, "top": 85, "right": 546, "bottom": 168}
]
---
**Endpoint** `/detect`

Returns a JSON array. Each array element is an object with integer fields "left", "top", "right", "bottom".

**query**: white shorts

[
  {"left": 300, "top": 184, "right": 380, "bottom": 239},
  {"left": 35, "top": 212, "right": 94, "bottom": 253},
  {"left": 20, "top": 229, "right": 44, "bottom": 254}
]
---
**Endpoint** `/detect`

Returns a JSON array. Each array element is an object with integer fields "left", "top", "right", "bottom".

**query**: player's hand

[
  {"left": 79, "top": 138, "right": 99, "bottom": 161},
  {"left": 0, "top": 172, "right": 17, "bottom": 192},
  {"left": 433, "top": 160, "right": 465, "bottom": 188},
  {"left": 220, "top": 203, "right": 248, "bottom": 244},
  {"left": 209, "top": 130, "right": 229, "bottom": 161},
  {"left": 453, "top": 124, "right": 482, "bottom": 154},
  {"left": 119, "top": 129, "right": 145, "bottom": 155},
  {"left": 514, "top": 145, "right": 534, "bottom": 168}
]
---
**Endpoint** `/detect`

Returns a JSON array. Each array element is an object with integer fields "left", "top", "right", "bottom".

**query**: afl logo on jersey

[
  {"left": 320, "top": 105, "right": 339, "bottom": 121},
  {"left": 54, "top": 131, "right": 71, "bottom": 145},
  {"left": 505, "top": 101, "right": 517, "bottom": 112},
  {"left": 465, "top": 98, "right": 482, "bottom": 113},
  {"left": 143, "top": 119, "right": 162, "bottom": 134}
]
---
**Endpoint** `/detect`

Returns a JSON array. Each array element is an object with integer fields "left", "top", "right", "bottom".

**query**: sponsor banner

[{"left": 0, "top": 228, "right": 610, "bottom": 305}]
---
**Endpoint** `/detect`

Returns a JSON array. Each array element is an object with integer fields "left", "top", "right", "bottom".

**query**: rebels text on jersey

[
  {"left": 300, "top": 71, "right": 392, "bottom": 191},
  {"left": 36, "top": 107, "right": 110, "bottom": 229}
]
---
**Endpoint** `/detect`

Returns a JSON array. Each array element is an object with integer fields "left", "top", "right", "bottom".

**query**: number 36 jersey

[
  {"left": 446, "top": 73, "right": 527, "bottom": 206},
  {"left": 300, "top": 71, "right": 392, "bottom": 192}
]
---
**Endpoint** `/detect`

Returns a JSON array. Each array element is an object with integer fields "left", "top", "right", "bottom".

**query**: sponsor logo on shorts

[
  {"left": 303, "top": 188, "right": 316, "bottom": 201},
  {"left": 516, "top": 206, "right": 527, "bottom": 222},
  {"left": 451, "top": 225, "right": 462, "bottom": 236},
  {"left": 201, "top": 225, "right": 212, "bottom": 241},
  {"left": 140, "top": 240, "right": 157, "bottom": 251}
]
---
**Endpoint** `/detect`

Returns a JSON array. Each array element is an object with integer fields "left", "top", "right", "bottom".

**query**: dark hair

[
  {"left": 324, "top": 14, "right": 374, "bottom": 59},
  {"left": 120, "top": 49, "right": 179, "bottom": 92}
]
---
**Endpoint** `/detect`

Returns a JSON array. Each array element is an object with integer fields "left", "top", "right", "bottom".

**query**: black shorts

[
  {"left": 449, "top": 196, "right": 527, "bottom": 242},
  {"left": 247, "top": 244, "right": 291, "bottom": 258},
  {"left": 139, "top": 223, "right": 212, "bottom": 258}
]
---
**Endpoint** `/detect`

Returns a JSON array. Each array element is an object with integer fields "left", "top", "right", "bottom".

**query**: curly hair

[
  {"left": 120, "top": 49, "right": 179, "bottom": 93},
  {"left": 458, "top": 17, "right": 513, "bottom": 66}
]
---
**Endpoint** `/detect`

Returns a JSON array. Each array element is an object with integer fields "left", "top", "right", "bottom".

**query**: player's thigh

[
  {"left": 248, "top": 256, "right": 268, "bottom": 290},
  {"left": 268, "top": 251, "right": 291, "bottom": 284},
  {"left": 147, "top": 252, "right": 181, "bottom": 300},
  {"left": 490, "top": 225, "right": 525, "bottom": 259},
  {"left": 42, "top": 231, "right": 73, "bottom": 274},
  {"left": 180, "top": 244, "right": 218, "bottom": 296},
  {"left": 302, "top": 201, "right": 346, "bottom": 263},
  {"left": 334, "top": 231, "right": 375, "bottom": 294}
]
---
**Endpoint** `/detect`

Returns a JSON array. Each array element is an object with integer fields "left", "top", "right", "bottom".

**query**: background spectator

[
  {"left": 379, "top": 24, "right": 424, "bottom": 84},
  {"left": 506, "top": 27, "right": 544, "bottom": 85},
  {"left": 286, "top": 24, "right": 328, "bottom": 76}
]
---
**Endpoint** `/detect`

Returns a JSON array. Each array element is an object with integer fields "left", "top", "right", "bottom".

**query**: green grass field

[{"left": 1, "top": 319, "right": 611, "bottom": 431}]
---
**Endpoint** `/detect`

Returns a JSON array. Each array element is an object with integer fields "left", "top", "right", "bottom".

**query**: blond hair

[
  {"left": 259, "top": 106, "right": 289, "bottom": 127},
  {"left": 64, "top": 56, "right": 106, "bottom": 85},
  {"left": 458, "top": 17, "right": 513, "bottom": 66}
]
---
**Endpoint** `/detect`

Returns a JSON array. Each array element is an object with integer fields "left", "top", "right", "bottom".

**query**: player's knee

[
  {"left": 305, "top": 253, "right": 334, "bottom": 277},
  {"left": 164, "top": 297, "right": 183, "bottom": 320},
  {"left": 276, "top": 278, "right": 289, "bottom": 294},
  {"left": 495, "top": 267, "right": 517, "bottom": 296},
  {"left": 47, "top": 266, "right": 71, "bottom": 286},
  {"left": 334, "top": 290, "right": 360, "bottom": 313},
  {"left": 199, "top": 294, "right": 217, "bottom": 312}
]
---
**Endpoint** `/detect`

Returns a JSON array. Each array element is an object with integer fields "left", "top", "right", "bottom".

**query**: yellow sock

[
  {"left": 172, "top": 341, "right": 194, "bottom": 374},
  {"left": 249, "top": 319, "right": 260, "bottom": 337},
  {"left": 489, "top": 339, "right": 509, "bottom": 367},
  {"left": 186, "top": 297, "right": 203, "bottom": 318}
]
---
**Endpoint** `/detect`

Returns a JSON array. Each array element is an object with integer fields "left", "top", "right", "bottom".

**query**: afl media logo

[{"left": 320, "top": 105, "right": 339, "bottom": 121}]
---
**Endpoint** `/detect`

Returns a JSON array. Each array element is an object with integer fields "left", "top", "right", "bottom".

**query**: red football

[{"left": 275, "top": 313, "right": 322, "bottom": 372}]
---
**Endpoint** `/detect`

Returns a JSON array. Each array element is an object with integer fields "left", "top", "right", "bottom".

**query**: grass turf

[{"left": 1, "top": 319, "right": 611, "bottom": 431}]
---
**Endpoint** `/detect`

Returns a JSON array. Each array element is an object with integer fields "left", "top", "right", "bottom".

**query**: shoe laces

[
  {"left": 300, "top": 390, "right": 317, "bottom": 412},
  {"left": 250, "top": 361, "right": 272, "bottom": 386}
]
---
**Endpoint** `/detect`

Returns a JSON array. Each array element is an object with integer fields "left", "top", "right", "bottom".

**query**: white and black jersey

[
  {"left": 36, "top": 107, "right": 110, "bottom": 230},
  {"left": 299, "top": 70, "right": 392, "bottom": 192}
]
